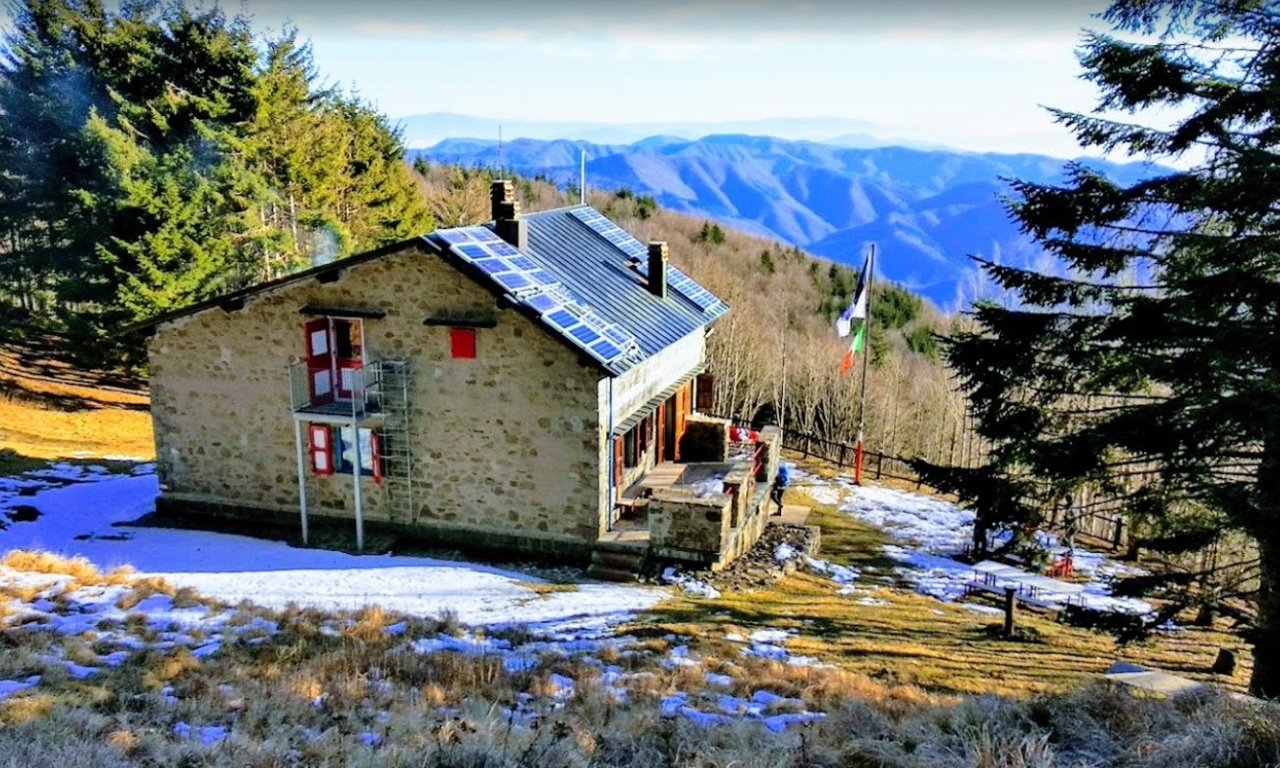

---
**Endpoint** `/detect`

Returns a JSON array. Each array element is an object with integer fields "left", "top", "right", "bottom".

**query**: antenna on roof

[{"left": 580, "top": 148, "right": 586, "bottom": 205}]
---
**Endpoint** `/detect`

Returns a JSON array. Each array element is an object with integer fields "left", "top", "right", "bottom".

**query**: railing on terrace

[
  {"left": 706, "top": 412, "right": 1135, "bottom": 547},
  {"left": 706, "top": 412, "right": 920, "bottom": 485},
  {"left": 287, "top": 361, "right": 383, "bottom": 420}
]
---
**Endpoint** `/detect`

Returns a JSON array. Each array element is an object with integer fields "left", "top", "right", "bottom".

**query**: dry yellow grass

[
  {"left": 521, "top": 582, "right": 580, "bottom": 597},
  {"left": 0, "top": 340, "right": 152, "bottom": 462},
  {"left": 344, "top": 604, "right": 393, "bottom": 643},
  {"left": 1, "top": 550, "right": 136, "bottom": 589},
  {"left": 141, "top": 649, "right": 200, "bottom": 688},
  {"left": 0, "top": 693, "right": 54, "bottom": 725}
]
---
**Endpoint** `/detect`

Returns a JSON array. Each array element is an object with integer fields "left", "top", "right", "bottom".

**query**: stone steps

[{"left": 586, "top": 543, "right": 648, "bottom": 582}]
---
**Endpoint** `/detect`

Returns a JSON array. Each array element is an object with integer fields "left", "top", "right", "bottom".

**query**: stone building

[{"left": 134, "top": 182, "right": 779, "bottom": 574}]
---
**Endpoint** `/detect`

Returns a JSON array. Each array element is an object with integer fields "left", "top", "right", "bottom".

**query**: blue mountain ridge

[{"left": 414, "top": 135, "right": 1162, "bottom": 309}]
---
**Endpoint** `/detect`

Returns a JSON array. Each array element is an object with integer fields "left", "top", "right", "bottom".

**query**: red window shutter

[
  {"left": 371, "top": 432, "right": 383, "bottom": 484},
  {"left": 613, "top": 436, "right": 624, "bottom": 487},
  {"left": 308, "top": 425, "right": 334, "bottom": 476},
  {"left": 303, "top": 318, "right": 333, "bottom": 404},
  {"left": 450, "top": 327, "right": 477, "bottom": 359}
]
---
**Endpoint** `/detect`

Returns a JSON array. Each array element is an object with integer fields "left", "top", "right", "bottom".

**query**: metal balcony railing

[{"left": 287, "top": 361, "right": 384, "bottom": 420}]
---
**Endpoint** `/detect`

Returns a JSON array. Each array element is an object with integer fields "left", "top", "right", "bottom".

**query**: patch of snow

[
  {"left": 705, "top": 672, "right": 733, "bottom": 688},
  {"left": 803, "top": 556, "right": 859, "bottom": 585},
  {"left": 661, "top": 567, "right": 721, "bottom": 600},
  {"left": 0, "top": 676, "right": 40, "bottom": 701},
  {"left": 748, "top": 629, "right": 790, "bottom": 644},
  {"left": 173, "top": 723, "right": 228, "bottom": 745},
  {"left": 1, "top": 470, "right": 664, "bottom": 627}
]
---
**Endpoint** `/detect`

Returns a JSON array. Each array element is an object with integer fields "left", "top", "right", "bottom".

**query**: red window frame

[
  {"left": 308, "top": 425, "right": 334, "bottom": 476},
  {"left": 450, "top": 327, "right": 477, "bottom": 359}
]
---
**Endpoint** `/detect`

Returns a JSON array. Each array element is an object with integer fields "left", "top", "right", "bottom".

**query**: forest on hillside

[{"left": 0, "top": 1, "right": 431, "bottom": 359}]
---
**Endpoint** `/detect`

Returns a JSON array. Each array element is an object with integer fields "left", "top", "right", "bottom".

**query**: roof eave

[{"left": 121, "top": 237, "right": 430, "bottom": 337}]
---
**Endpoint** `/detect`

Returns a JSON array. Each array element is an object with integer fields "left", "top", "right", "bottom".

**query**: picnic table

[{"left": 968, "top": 560, "right": 1087, "bottom": 609}]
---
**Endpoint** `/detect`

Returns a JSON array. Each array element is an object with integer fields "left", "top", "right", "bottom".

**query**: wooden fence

[
  {"left": 708, "top": 413, "right": 920, "bottom": 485},
  {"left": 709, "top": 412, "right": 1132, "bottom": 550}
]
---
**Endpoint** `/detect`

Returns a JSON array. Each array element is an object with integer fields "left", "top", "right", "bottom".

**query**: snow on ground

[
  {"left": 793, "top": 470, "right": 1153, "bottom": 615},
  {"left": 0, "top": 465, "right": 662, "bottom": 627}
]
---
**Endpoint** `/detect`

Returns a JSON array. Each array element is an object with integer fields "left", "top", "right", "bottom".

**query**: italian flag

[{"left": 836, "top": 253, "right": 871, "bottom": 375}]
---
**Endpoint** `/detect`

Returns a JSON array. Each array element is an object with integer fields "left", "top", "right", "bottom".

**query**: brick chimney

[
  {"left": 490, "top": 180, "right": 526, "bottom": 249},
  {"left": 647, "top": 241, "right": 668, "bottom": 299}
]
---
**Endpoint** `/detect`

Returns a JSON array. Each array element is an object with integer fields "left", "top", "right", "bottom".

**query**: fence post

[
  {"left": 803, "top": 432, "right": 811, "bottom": 458},
  {"left": 1112, "top": 518, "right": 1124, "bottom": 550},
  {"left": 838, "top": 443, "right": 847, "bottom": 467},
  {"left": 1003, "top": 587, "right": 1017, "bottom": 637},
  {"left": 876, "top": 453, "right": 883, "bottom": 480}
]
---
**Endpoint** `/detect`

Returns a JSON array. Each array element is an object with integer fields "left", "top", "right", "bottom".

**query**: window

[
  {"left": 308, "top": 424, "right": 334, "bottom": 476},
  {"left": 337, "top": 427, "right": 382, "bottom": 481},
  {"left": 623, "top": 428, "right": 637, "bottom": 468},
  {"left": 308, "top": 425, "right": 381, "bottom": 482},
  {"left": 303, "top": 317, "right": 365, "bottom": 401},
  {"left": 450, "top": 327, "right": 477, "bottom": 359}
]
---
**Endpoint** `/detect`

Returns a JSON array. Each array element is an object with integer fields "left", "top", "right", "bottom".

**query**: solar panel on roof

[
  {"left": 457, "top": 243, "right": 490, "bottom": 261},
  {"left": 493, "top": 272, "right": 533, "bottom": 292},
  {"left": 589, "top": 338, "right": 622, "bottom": 360},
  {"left": 545, "top": 309, "right": 578, "bottom": 331},
  {"left": 527, "top": 269, "right": 557, "bottom": 286},
  {"left": 434, "top": 217, "right": 645, "bottom": 370},
  {"left": 602, "top": 325, "right": 632, "bottom": 345},
  {"left": 437, "top": 229, "right": 474, "bottom": 245},
  {"left": 568, "top": 325, "right": 602, "bottom": 345},
  {"left": 525, "top": 294, "right": 558, "bottom": 313},
  {"left": 568, "top": 207, "right": 648, "bottom": 261},
  {"left": 466, "top": 227, "right": 503, "bottom": 244},
  {"left": 473, "top": 256, "right": 512, "bottom": 273}
]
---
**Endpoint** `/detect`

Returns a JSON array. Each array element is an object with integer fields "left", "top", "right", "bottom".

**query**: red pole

[{"left": 854, "top": 438, "right": 864, "bottom": 485}]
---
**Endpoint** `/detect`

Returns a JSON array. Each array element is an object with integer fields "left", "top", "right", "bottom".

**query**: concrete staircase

[{"left": 586, "top": 541, "right": 648, "bottom": 582}]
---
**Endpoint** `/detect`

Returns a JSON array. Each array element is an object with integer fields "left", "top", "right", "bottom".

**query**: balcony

[{"left": 288, "top": 360, "right": 387, "bottom": 423}]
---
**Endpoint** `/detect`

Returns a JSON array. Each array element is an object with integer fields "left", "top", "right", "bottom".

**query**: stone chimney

[
  {"left": 490, "top": 180, "right": 526, "bottom": 249},
  {"left": 647, "top": 241, "right": 668, "bottom": 299}
]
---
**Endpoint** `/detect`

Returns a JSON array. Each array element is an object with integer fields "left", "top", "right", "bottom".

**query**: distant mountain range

[
  {"left": 412, "top": 133, "right": 1161, "bottom": 309},
  {"left": 395, "top": 112, "right": 947, "bottom": 151}
]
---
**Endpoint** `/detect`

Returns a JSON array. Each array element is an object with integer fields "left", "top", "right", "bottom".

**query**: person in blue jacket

[{"left": 770, "top": 462, "right": 793, "bottom": 516}]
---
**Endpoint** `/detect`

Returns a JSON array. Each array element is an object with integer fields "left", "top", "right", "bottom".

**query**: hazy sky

[{"left": 252, "top": 2, "right": 1111, "bottom": 155}]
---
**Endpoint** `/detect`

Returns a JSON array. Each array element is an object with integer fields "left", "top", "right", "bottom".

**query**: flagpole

[{"left": 854, "top": 243, "right": 875, "bottom": 485}]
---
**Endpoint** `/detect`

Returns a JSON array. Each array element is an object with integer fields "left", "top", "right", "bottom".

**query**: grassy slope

[
  {"left": 0, "top": 337, "right": 153, "bottom": 466},
  {"left": 639, "top": 465, "right": 1255, "bottom": 698}
]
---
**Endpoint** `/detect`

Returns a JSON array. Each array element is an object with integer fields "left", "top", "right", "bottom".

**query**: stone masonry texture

[{"left": 147, "top": 245, "right": 609, "bottom": 551}]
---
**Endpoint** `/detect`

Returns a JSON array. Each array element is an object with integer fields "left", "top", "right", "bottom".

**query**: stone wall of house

[{"left": 148, "top": 246, "right": 607, "bottom": 554}]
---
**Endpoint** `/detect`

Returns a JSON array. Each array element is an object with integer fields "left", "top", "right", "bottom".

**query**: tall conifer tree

[{"left": 927, "top": 0, "right": 1280, "bottom": 697}]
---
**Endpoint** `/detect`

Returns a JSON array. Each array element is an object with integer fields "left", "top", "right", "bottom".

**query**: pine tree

[
  {"left": 929, "top": 1, "right": 1280, "bottom": 697},
  {"left": 0, "top": 2, "right": 434, "bottom": 359}
]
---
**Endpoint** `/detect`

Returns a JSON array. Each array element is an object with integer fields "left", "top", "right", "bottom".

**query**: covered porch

[{"left": 593, "top": 415, "right": 782, "bottom": 574}]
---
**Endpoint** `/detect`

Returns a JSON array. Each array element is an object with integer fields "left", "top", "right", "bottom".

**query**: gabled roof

[
  {"left": 129, "top": 206, "right": 728, "bottom": 377},
  {"left": 425, "top": 205, "right": 727, "bottom": 376}
]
